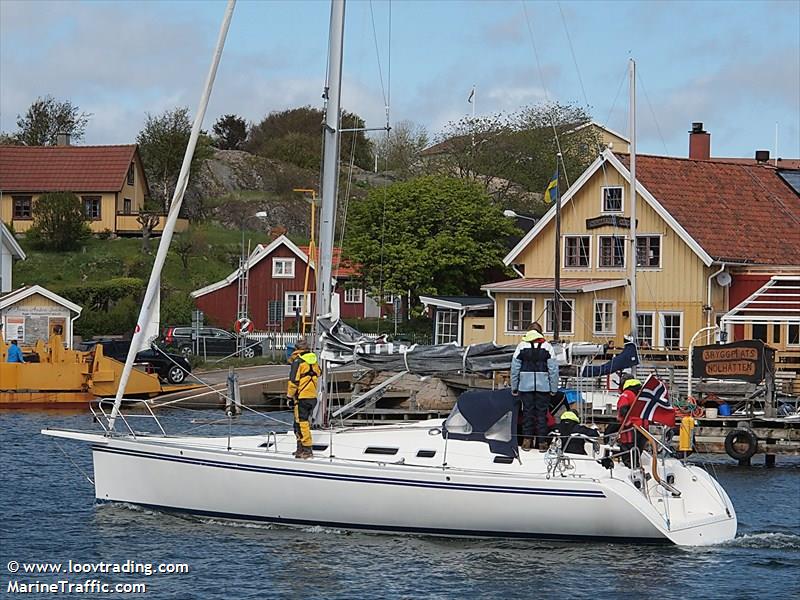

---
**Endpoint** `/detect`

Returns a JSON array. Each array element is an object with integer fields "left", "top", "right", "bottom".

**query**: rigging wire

[
  {"left": 636, "top": 70, "right": 670, "bottom": 156},
  {"left": 520, "top": 1, "right": 569, "bottom": 187}
]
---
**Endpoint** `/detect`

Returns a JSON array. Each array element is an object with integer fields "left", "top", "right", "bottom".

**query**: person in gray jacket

[{"left": 510, "top": 328, "right": 559, "bottom": 451}]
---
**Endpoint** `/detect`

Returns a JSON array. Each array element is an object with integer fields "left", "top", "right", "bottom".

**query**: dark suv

[
  {"left": 82, "top": 339, "right": 191, "bottom": 385},
  {"left": 162, "top": 326, "right": 262, "bottom": 359}
]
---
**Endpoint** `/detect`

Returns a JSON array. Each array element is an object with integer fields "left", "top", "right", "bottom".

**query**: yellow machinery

[{"left": 0, "top": 337, "right": 198, "bottom": 407}]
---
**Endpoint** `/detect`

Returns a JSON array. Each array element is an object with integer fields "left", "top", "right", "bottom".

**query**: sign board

[
  {"left": 585, "top": 215, "right": 636, "bottom": 230},
  {"left": 691, "top": 340, "right": 774, "bottom": 383}
]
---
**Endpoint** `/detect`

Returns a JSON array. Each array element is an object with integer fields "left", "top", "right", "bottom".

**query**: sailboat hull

[{"left": 66, "top": 428, "right": 735, "bottom": 546}]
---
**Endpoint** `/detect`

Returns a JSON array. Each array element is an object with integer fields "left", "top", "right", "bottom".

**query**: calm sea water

[{"left": 1, "top": 409, "right": 798, "bottom": 600}]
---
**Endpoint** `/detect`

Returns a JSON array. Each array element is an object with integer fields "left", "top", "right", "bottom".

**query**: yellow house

[
  {"left": 483, "top": 148, "right": 800, "bottom": 351},
  {"left": 0, "top": 143, "right": 187, "bottom": 235}
]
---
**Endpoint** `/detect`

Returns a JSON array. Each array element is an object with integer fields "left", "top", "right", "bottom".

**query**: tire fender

[{"left": 724, "top": 428, "right": 758, "bottom": 461}]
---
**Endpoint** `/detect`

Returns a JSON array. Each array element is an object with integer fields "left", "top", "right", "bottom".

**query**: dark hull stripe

[
  {"left": 96, "top": 500, "right": 669, "bottom": 545},
  {"left": 92, "top": 444, "right": 606, "bottom": 498}
]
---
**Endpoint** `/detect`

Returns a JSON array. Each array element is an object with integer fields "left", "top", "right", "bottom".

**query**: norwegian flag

[{"left": 635, "top": 375, "right": 676, "bottom": 426}]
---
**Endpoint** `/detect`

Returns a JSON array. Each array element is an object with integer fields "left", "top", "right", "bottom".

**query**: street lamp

[{"left": 503, "top": 209, "right": 537, "bottom": 223}]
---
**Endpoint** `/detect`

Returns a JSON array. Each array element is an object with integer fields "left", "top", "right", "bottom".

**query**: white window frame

[
  {"left": 344, "top": 288, "right": 363, "bottom": 304},
  {"left": 636, "top": 234, "right": 662, "bottom": 269},
  {"left": 272, "top": 257, "right": 295, "bottom": 278},
  {"left": 597, "top": 235, "right": 626, "bottom": 269},
  {"left": 787, "top": 323, "right": 800, "bottom": 347},
  {"left": 434, "top": 309, "right": 459, "bottom": 345},
  {"left": 544, "top": 298, "right": 575, "bottom": 335},
  {"left": 601, "top": 186, "right": 624, "bottom": 213},
  {"left": 563, "top": 235, "right": 591, "bottom": 269},
  {"left": 284, "top": 291, "right": 312, "bottom": 316},
  {"left": 636, "top": 311, "right": 655, "bottom": 348},
  {"left": 659, "top": 312, "right": 683, "bottom": 349},
  {"left": 505, "top": 298, "right": 534, "bottom": 334},
  {"left": 593, "top": 300, "right": 616, "bottom": 336}
]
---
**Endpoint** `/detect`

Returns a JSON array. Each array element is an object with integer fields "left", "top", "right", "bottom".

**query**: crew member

[
  {"left": 510, "top": 328, "right": 559, "bottom": 451},
  {"left": 6, "top": 339, "right": 25, "bottom": 363},
  {"left": 287, "top": 342, "right": 321, "bottom": 459},
  {"left": 555, "top": 410, "right": 599, "bottom": 455},
  {"left": 616, "top": 378, "right": 648, "bottom": 467}
]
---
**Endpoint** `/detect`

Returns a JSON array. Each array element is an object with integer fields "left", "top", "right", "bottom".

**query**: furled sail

[{"left": 318, "top": 317, "right": 517, "bottom": 375}]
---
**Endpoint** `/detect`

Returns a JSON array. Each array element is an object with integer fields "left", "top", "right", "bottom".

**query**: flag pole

[{"left": 553, "top": 154, "right": 561, "bottom": 341}]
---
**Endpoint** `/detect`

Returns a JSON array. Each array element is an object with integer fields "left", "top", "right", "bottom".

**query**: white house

[{"left": 1, "top": 221, "right": 26, "bottom": 293}]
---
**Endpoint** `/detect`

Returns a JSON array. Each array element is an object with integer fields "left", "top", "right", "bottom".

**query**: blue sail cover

[
  {"left": 442, "top": 388, "right": 519, "bottom": 457},
  {"left": 580, "top": 341, "right": 639, "bottom": 377}
]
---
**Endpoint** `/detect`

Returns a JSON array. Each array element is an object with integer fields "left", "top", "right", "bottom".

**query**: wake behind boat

[{"left": 42, "top": 0, "right": 737, "bottom": 547}]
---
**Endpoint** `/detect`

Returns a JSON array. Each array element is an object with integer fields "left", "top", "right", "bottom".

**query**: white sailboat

[{"left": 44, "top": 0, "right": 736, "bottom": 545}]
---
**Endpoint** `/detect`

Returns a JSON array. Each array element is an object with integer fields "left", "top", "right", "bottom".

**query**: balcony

[{"left": 115, "top": 212, "right": 189, "bottom": 235}]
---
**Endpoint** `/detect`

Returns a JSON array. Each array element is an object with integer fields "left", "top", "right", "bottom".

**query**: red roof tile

[
  {"left": 0, "top": 145, "right": 138, "bottom": 192},
  {"left": 299, "top": 245, "right": 358, "bottom": 278},
  {"left": 619, "top": 154, "right": 800, "bottom": 266}
]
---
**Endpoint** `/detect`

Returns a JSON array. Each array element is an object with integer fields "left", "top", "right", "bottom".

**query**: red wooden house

[{"left": 191, "top": 235, "right": 377, "bottom": 331}]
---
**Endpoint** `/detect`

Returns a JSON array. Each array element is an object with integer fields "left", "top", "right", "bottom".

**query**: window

[
  {"left": 564, "top": 236, "right": 590, "bottom": 268},
  {"left": 636, "top": 236, "right": 661, "bottom": 268},
  {"left": 273, "top": 257, "right": 295, "bottom": 278},
  {"left": 416, "top": 450, "right": 437, "bottom": 458},
  {"left": 12, "top": 196, "right": 32, "bottom": 219},
  {"left": 344, "top": 288, "right": 363, "bottom": 304},
  {"left": 772, "top": 324, "right": 782, "bottom": 345},
  {"left": 267, "top": 300, "right": 284, "bottom": 326},
  {"left": 752, "top": 323, "right": 767, "bottom": 343},
  {"left": 599, "top": 236, "right": 625, "bottom": 268},
  {"left": 435, "top": 309, "right": 459, "bottom": 344},
  {"left": 506, "top": 299, "right": 533, "bottom": 333},
  {"left": 285, "top": 292, "right": 311, "bottom": 316},
  {"left": 123, "top": 198, "right": 132, "bottom": 214},
  {"left": 82, "top": 195, "right": 101, "bottom": 220},
  {"left": 364, "top": 447, "right": 399, "bottom": 455},
  {"left": 545, "top": 299, "right": 574, "bottom": 335},
  {"left": 594, "top": 300, "right": 615, "bottom": 335},
  {"left": 602, "top": 186, "right": 623, "bottom": 212},
  {"left": 660, "top": 312, "right": 682, "bottom": 349},
  {"left": 788, "top": 323, "right": 800, "bottom": 346},
  {"left": 127, "top": 163, "right": 135, "bottom": 186},
  {"left": 636, "top": 312, "right": 655, "bottom": 348}
]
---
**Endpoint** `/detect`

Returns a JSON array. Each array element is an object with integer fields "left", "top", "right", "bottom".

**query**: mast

[
  {"left": 108, "top": 0, "right": 236, "bottom": 430},
  {"left": 628, "top": 58, "right": 638, "bottom": 351},
  {"left": 314, "top": 0, "right": 346, "bottom": 425}
]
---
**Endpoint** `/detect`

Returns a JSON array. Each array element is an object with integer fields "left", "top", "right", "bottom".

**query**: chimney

[
  {"left": 754, "top": 150, "right": 770, "bottom": 163},
  {"left": 56, "top": 133, "right": 71, "bottom": 146},
  {"left": 688, "top": 122, "right": 710, "bottom": 160}
]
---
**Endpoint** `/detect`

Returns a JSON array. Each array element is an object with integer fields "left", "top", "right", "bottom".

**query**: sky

[{"left": 1, "top": 0, "right": 798, "bottom": 160}]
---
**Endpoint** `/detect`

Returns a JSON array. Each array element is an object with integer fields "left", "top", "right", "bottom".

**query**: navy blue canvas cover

[
  {"left": 580, "top": 341, "right": 639, "bottom": 377},
  {"left": 443, "top": 388, "right": 520, "bottom": 457}
]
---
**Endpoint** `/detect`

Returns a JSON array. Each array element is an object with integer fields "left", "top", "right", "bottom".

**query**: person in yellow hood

[{"left": 287, "top": 339, "right": 321, "bottom": 459}]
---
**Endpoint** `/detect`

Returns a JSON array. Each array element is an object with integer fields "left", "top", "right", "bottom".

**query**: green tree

[
  {"left": 27, "top": 192, "right": 91, "bottom": 251},
  {"left": 431, "top": 102, "right": 599, "bottom": 216},
  {"left": 136, "top": 106, "right": 211, "bottom": 211},
  {"left": 373, "top": 120, "right": 429, "bottom": 177},
  {"left": 344, "top": 176, "right": 519, "bottom": 299},
  {"left": 212, "top": 114, "right": 248, "bottom": 150},
  {"left": 246, "top": 106, "right": 373, "bottom": 171},
  {"left": 14, "top": 95, "right": 91, "bottom": 146}
]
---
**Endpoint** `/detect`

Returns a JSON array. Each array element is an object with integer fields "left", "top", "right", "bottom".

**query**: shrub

[{"left": 27, "top": 192, "right": 91, "bottom": 251}]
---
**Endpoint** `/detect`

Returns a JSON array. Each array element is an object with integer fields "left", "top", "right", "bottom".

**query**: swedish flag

[{"left": 544, "top": 170, "right": 558, "bottom": 203}]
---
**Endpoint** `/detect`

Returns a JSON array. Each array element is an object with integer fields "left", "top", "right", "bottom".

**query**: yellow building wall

[
  {"left": 497, "top": 164, "right": 721, "bottom": 348},
  {"left": 463, "top": 316, "right": 494, "bottom": 345},
  {"left": 117, "top": 156, "right": 148, "bottom": 214},
  {"left": 2, "top": 192, "right": 116, "bottom": 233}
]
